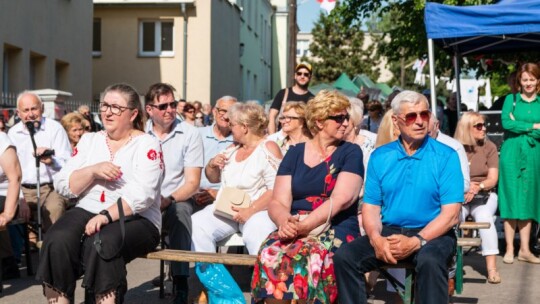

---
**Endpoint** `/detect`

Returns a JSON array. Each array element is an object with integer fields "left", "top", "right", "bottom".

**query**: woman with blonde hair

[
  {"left": 252, "top": 90, "right": 364, "bottom": 303},
  {"left": 267, "top": 101, "right": 311, "bottom": 155},
  {"left": 455, "top": 111, "right": 501, "bottom": 283},
  {"left": 61, "top": 112, "right": 86, "bottom": 152},
  {"left": 375, "top": 109, "right": 400, "bottom": 148}
]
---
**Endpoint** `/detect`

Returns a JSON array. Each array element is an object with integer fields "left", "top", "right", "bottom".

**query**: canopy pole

[
  {"left": 453, "top": 53, "right": 462, "bottom": 119},
  {"left": 428, "top": 39, "right": 437, "bottom": 112}
]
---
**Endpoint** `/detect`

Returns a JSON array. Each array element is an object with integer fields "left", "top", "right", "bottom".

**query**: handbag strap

[
  {"left": 324, "top": 197, "right": 333, "bottom": 226},
  {"left": 94, "top": 197, "right": 125, "bottom": 259}
]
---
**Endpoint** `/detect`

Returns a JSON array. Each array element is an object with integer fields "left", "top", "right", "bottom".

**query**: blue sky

[{"left": 298, "top": 0, "right": 324, "bottom": 33}]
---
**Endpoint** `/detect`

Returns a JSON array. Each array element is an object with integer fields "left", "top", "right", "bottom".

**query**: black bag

[{"left": 469, "top": 192, "right": 490, "bottom": 206}]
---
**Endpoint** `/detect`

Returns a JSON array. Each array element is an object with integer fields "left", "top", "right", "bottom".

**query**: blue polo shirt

[
  {"left": 364, "top": 136, "right": 464, "bottom": 228},
  {"left": 198, "top": 125, "right": 234, "bottom": 190}
]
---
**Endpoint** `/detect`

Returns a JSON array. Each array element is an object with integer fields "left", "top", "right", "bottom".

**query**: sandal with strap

[{"left": 487, "top": 269, "right": 501, "bottom": 284}]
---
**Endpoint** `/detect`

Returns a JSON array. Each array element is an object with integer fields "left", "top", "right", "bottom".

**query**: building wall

[
  {"left": 238, "top": 0, "right": 273, "bottom": 102},
  {"left": 0, "top": 0, "right": 92, "bottom": 101},
  {"left": 94, "top": 1, "right": 241, "bottom": 105},
  {"left": 270, "top": 0, "right": 289, "bottom": 97}
]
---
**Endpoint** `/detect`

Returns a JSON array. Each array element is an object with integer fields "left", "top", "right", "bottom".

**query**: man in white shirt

[
  {"left": 8, "top": 91, "right": 71, "bottom": 232},
  {"left": 193, "top": 96, "right": 236, "bottom": 206},
  {"left": 144, "top": 83, "right": 203, "bottom": 304}
]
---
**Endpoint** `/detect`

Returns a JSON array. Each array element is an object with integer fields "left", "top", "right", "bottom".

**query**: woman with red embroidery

[
  {"left": 37, "top": 83, "right": 164, "bottom": 304},
  {"left": 60, "top": 112, "right": 86, "bottom": 153},
  {"left": 251, "top": 90, "right": 364, "bottom": 303}
]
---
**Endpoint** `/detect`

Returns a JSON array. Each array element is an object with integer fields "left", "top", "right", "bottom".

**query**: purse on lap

[
  {"left": 214, "top": 187, "right": 251, "bottom": 220},
  {"left": 298, "top": 197, "right": 333, "bottom": 237},
  {"left": 468, "top": 191, "right": 489, "bottom": 206}
]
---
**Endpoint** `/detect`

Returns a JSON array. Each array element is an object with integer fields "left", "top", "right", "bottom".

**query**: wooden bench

[
  {"left": 144, "top": 249, "right": 256, "bottom": 266},
  {"left": 455, "top": 221, "right": 490, "bottom": 295}
]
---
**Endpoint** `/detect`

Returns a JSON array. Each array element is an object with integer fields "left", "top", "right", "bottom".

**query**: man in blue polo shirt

[
  {"left": 334, "top": 90, "right": 464, "bottom": 304},
  {"left": 193, "top": 96, "right": 236, "bottom": 206},
  {"left": 145, "top": 83, "right": 203, "bottom": 304}
]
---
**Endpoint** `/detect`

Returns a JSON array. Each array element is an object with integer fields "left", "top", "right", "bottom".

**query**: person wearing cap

[{"left": 268, "top": 62, "right": 315, "bottom": 134}]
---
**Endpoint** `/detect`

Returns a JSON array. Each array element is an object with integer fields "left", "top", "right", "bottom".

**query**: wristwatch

[
  {"left": 415, "top": 234, "right": 427, "bottom": 248},
  {"left": 479, "top": 182, "right": 485, "bottom": 190},
  {"left": 99, "top": 209, "right": 113, "bottom": 223}
]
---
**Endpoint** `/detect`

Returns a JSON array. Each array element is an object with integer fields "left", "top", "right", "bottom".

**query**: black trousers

[
  {"left": 162, "top": 199, "right": 194, "bottom": 278},
  {"left": 36, "top": 207, "right": 159, "bottom": 299},
  {"left": 333, "top": 225, "right": 456, "bottom": 304}
]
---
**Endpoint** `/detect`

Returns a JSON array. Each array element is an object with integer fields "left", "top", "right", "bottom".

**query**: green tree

[
  {"left": 304, "top": 9, "right": 380, "bottom": 85},
  {"left": 336, "top": 0, "right": 539, "bottom": 94}
]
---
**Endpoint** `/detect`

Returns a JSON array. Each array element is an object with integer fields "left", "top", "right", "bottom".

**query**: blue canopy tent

[{"left": 424, "top": 0, "right": 540, "bottom": 111}]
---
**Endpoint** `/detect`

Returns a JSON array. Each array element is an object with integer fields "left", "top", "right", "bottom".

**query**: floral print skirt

[{"left": 251, "top": 229, "right": 343, "bottom": 304}]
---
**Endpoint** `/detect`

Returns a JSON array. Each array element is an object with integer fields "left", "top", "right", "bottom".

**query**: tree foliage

[
  {"left": 304, "top": 8, "right": 380, "bottom": 85},
  {"left": 335, "top": 0, "right": 539, "bottom": 91}
]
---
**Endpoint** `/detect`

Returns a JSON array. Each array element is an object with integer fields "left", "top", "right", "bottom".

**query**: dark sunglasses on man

[
  {"left": 148, "top": 101, "right": 178, "bottom": 111},
  {"left": 296, "top": 72, "right": 311, "bottom": 77}
]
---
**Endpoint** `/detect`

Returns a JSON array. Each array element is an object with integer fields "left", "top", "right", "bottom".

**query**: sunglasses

[
  {"left": 327, "top": 113, "right": 350, "bottom": 124},
  {"left": 196, "top": 116, "right": 203, "bottom": 119},
  {"left": 472, "top": 122, "right": 486, "bottom": 131},
  {"left": 278, "top": 116, "right": 301, "bottom": 122},
  {"left": 148, "top": 101, "right": 178, "bottom": 111},
  {"left": 185, "top": 110, "right": 195, "bottom": 114},
  {"left": 296, "top": 72, "right": 311, "bottom": 77},
  {"left": 397, "top": 110, "right": 431, "bottom": 125}
]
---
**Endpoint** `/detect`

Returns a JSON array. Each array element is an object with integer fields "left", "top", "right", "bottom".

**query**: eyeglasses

[
  {"left": 99, "top": 102, "right": 134, "bottom": 116},
  {"left": 278, "top": 116, "right": 301, "bottom": 122},
  {"left": 185, "top": 110, "right": 195, "bottom": 114},
  {"left": 397, "top": 110, "right": 431, "bottom": 125},
  {"left": 472, "top": 122, "right": 486, "bottom": 131},
  {"left": 215, "top": 107, "right": 228, "bottom": 115},
  {"left": 327, "top": 113, "right": 350, "bottom": 124},
  {"left": 148, "top": 101, "right": 178, "bottom": 111},
  {"left": 296, "top": 72, "right": 311, "bottom": 77}
]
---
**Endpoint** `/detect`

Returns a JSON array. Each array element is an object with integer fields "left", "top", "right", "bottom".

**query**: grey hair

[
  {"left": 17, "top": 91, "right": 43, "bottom": 108},
  {"left": 218, "top": 95, "right": 238, "bottom": 103},
  {"left": 347, "top": 97, "right": 364, "bottom": 134},
  {"left": 390, "top": 90, "right": 429, "bottom": 114}
]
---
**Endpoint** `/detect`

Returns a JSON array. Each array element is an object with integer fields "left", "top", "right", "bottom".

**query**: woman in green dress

[{"left": 499, "top": 62, "right": 540, "bottom": 264}]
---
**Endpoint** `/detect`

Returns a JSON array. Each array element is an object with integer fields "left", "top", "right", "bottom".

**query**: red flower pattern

[{"left": 147, "top": 149, "right": 157, "bottom": 160}]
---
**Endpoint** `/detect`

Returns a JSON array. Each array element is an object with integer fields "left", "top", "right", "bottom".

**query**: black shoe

[{"left": 2, "top": 256, "right": 20, "bottom": 280}]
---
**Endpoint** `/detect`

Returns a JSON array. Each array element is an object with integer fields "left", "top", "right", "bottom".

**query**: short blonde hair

[
  {"left": 228, "top": 102, "right": 268, "bottom": 137},
  {"left": 454, "top": 111, "right": 486, "bottom": 146},
  {"left": 305, "top": 90, "right": 350, "bottom": 135},
  {"left": 283, "top": 101, "right": 311, "bottom": 138},
  {"left": 61, "top": 112, "right": 85, "bottom": 132},
  {"left": 347, "top": 97, "right": 364, "bottom": 135}
]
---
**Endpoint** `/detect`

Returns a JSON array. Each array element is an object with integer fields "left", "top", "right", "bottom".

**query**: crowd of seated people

[{"left": 2, "top": 63, "right": 539, "bottom": 303}]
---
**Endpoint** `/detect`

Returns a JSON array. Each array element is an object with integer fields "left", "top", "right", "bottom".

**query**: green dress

[{"left": 498, "top": 93, "right": 540, "bottom": 221}]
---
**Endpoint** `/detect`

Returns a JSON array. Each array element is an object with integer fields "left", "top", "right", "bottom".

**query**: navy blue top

[{"left": 277, "top": 141, "right": 364, "bottom": 237}]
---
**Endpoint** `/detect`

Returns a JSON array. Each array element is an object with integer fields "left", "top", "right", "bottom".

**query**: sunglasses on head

[
  {"left": 397, "top": 110, "right": 430, "bottom": 125},
  {"left": 472, "top": 122, "right": 486, "bottom": 130},
  {"left": 148, "top": 101, "right": 178, "bottom": 111},
  {"left": 296, "top": 72, "right": 311, "bottom": 77},
  {"left": 327, "top": 113, "right": 350, "bottom": 124}
]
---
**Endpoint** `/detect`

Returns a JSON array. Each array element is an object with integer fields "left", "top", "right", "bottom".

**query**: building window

[
  {"left": 139, "top": 20, "right": 174, "bottom": 57},
  {"left": 93, "top": 19, "right": 101, "bottom": 56}
]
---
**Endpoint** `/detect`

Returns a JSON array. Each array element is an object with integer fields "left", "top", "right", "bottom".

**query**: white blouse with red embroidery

[{"left": 54, "top": 131, "right": 164, "bottom": 230}]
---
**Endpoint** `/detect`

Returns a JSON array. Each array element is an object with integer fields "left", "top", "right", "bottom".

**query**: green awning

[
  {"left": 352, "top": 74, "right": 376, "bottom": 89},
  {"left": 333, "top": 73, "right": 360, "bottom": 95}
]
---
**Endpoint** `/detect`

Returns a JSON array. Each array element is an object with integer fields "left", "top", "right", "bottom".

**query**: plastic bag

[{"left": 195, "top": 262, "right": 246, "bottom": 304}]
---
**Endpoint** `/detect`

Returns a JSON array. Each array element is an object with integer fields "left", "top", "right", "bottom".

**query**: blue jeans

[{"left": 333, "top": 225, "right": 456, "bottom": 304}]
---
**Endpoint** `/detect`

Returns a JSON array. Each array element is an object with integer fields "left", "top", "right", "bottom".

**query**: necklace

[{"left": 100, "top": 131, "right": 134, "bottom": 202}]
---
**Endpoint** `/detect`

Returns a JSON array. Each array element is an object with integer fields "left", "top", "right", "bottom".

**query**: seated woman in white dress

[
  {"left": 37, "top": 84, "right": 164, "bottom": 304},
  {"left": 191, "top": 102, "right": 282, "bottom": 255}
]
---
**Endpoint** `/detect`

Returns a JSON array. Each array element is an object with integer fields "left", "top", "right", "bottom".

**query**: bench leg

[
  {"left": 159, "top": 260, "right": 165, "bottom": 298},
  {"left": 403, "top": 268, "right": 414, "bottom": 304},
  {"left": 455, "top": 245, "right": 464, "bottom": 294}
]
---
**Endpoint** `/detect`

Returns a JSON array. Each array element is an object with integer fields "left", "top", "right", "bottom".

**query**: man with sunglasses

[
  {"left": 144, "top": 83, "right": 204, "bottom": 304},
  {"left": 335, "top": 90, "right": 464, "bottom": 304},
  {"left": 193, "top": 96, "right": 236, "bottom": 207},
  {"left": 268, "top": 62, "right": 314, "bottom": 134}
]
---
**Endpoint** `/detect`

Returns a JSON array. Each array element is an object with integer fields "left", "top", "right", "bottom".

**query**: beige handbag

[
  {"left": 298, "top": 197, "right": 333, "bottom": 237},
  {"left": 214, "top": 187, "right": 251, "bottom": 220}
]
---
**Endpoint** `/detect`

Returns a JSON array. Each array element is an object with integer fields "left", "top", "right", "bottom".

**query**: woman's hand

[
  {"left": 232, "top": 206, "right": 255, "bottom": 224},
  {"left": 209, "top": 153, "right": 229, "bottom": 170},
  {"left": 92, "top": 162, "right": 122, "bottom": 181},
  {"left": 85, "top": 214, "right": 110, "bottom": 236},
  {"left": 464, "top": 191, "right": 475, "bottom": 204},
  {"left": 0, "top": 213, "right": 12, "bottom": 228},
  {"left": 277, "top": 215, "right": 299, "bottom": 240}
]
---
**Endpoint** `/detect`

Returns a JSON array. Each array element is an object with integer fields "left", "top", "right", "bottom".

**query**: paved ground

[{"left": 1, "top": 246, "right": 539, "bottom": 303}]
